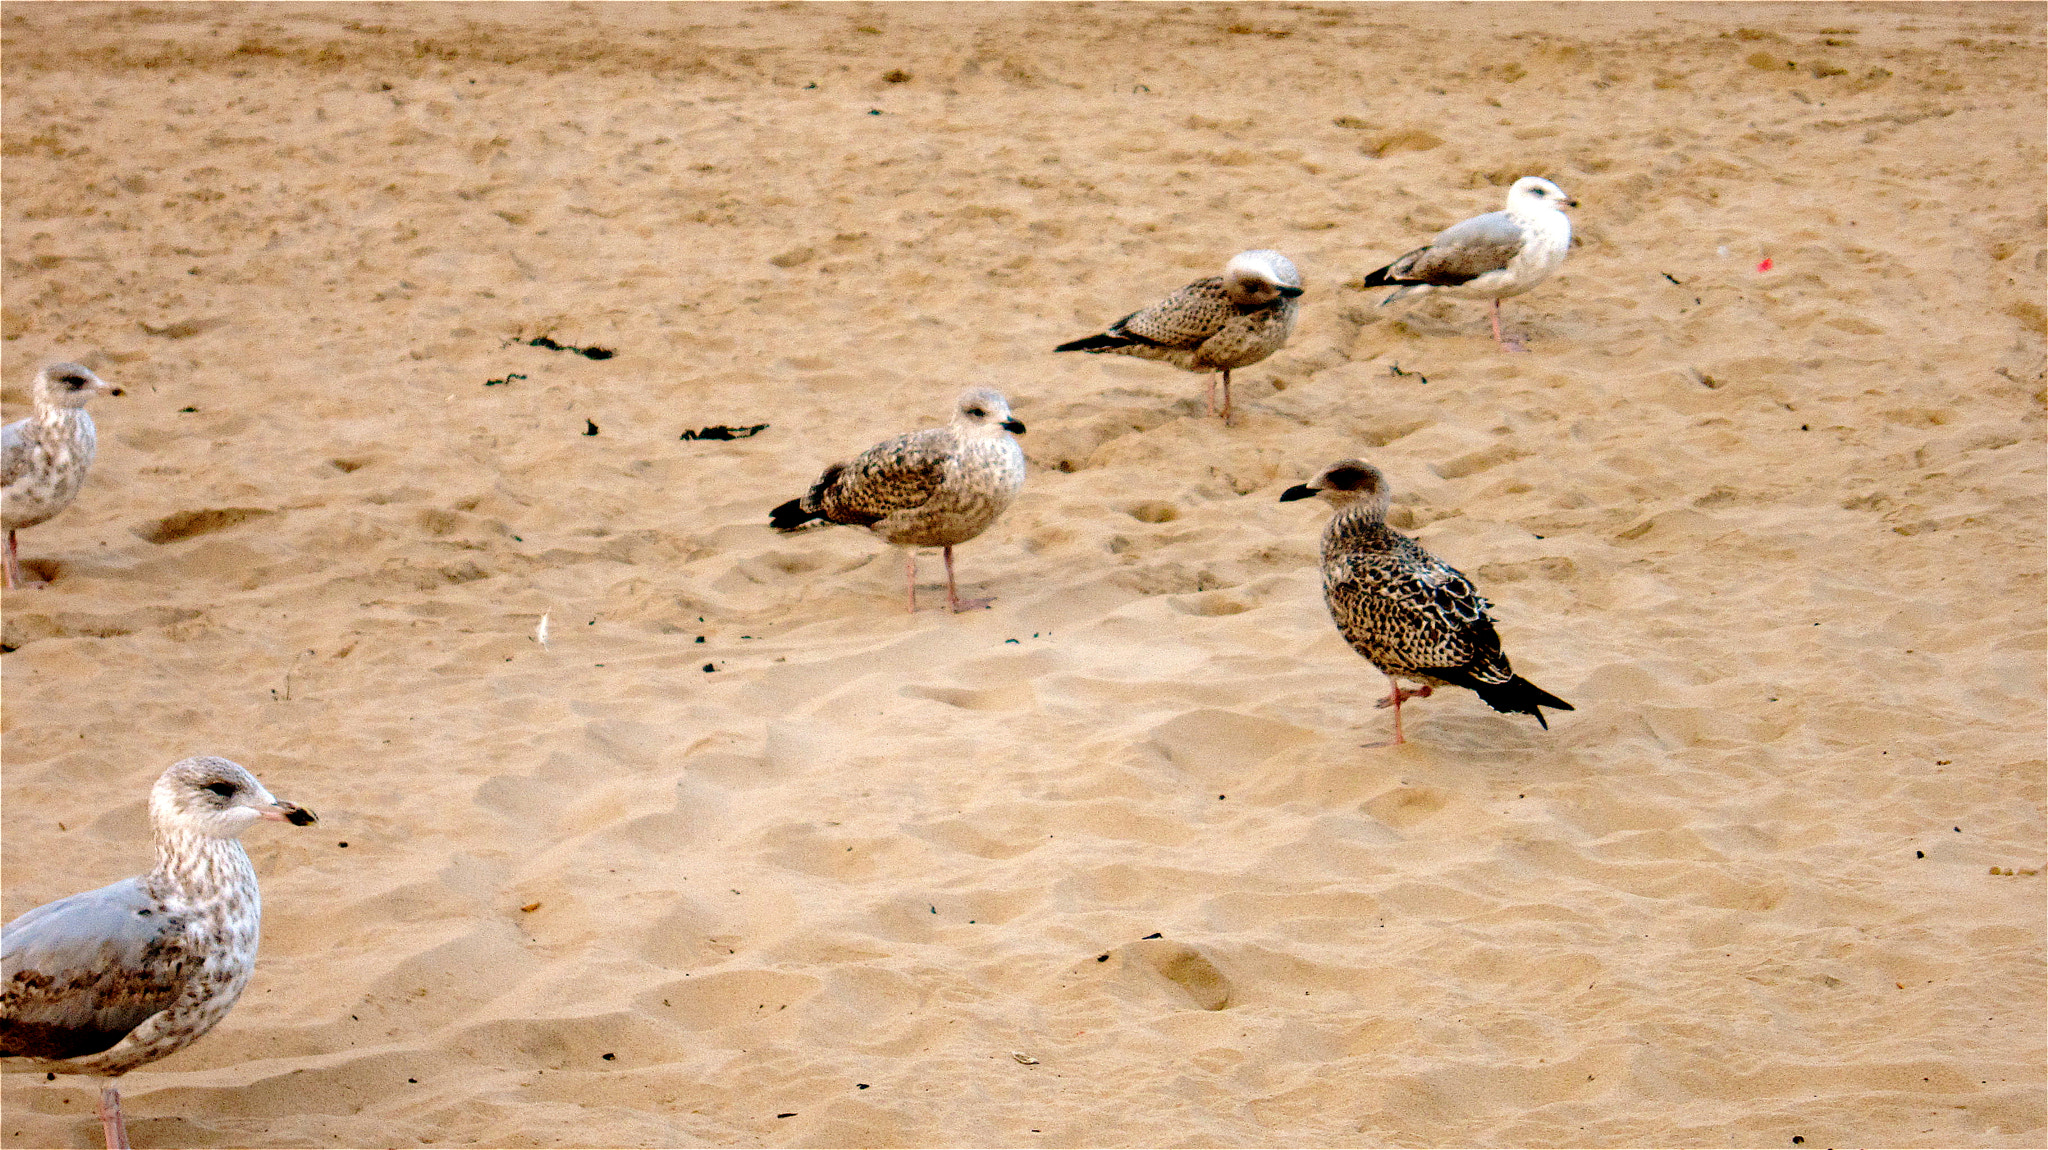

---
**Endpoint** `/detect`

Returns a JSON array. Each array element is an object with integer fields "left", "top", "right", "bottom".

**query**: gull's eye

[
  {"left": 967, "top": 408, "right": 986, "bottom": 418},
  {"left": 203, "top": 781, "right": 238, "bottom": 798}
]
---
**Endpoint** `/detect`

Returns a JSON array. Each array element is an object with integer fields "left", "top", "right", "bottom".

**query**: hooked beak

[
  {"left": 1279, "top": 483, "right": 1318, "bottom": 502},
  {"left": 260, "top": 800, "right": 319, "bottom": 826},
  {"left": 1001, "top": 418, "right": 1026, "bottom": 434},
  {"left": 1277, "top": 284, "right": 1305, "bottom": 298}
]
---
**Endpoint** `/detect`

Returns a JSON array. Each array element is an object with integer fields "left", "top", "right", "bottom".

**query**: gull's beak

[
  {"left": 1277, "top": 284, "right": 1305, "bottom": 298},
  {"left": 96, "top": 376, "right": 123, "bottom": 397},
  {"left": 1001, "top": 418, "right": 1026, "bottom": 434},
  {"left": 1564, "top": 198, "right": 1579, "bottom": 208},
  {"left": 1279, "top": 483, "right": 1319, "bottom": 502},
  {"left": 260, "top": 800, "right": 318, "bottom": 826}
]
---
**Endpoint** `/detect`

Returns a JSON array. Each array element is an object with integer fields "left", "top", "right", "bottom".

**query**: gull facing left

[{"left": 1283, "top": 460, "right": 1573, "bottom": 743}]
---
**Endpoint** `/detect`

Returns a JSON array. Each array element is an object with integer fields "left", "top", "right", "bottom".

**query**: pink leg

[
  {"left": 1492, "top": 299, "right": 1527, "bottom": 352},
  {"left": 1203, "top": 374, "right": 1217, "bottom": 416},
  {"left": 904, "top": 551, "right": 918, "bottom": 613},
  {"left": 98, "top": 1081, "right": 130, "bottom": 1150},
  {"left": 4, "top": 529, "right": 18, "bottom": 590},
  {"left": 1374, "top": 677, "right": 1434, "bottom": 745},
  {"left": 944, "top": 546, "right": 993, "bottom": 612},
  {"left": 1218, "top": 369, "right": 1233, "bottom": 424}
]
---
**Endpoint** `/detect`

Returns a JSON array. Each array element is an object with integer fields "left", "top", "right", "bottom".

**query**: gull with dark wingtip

[
  {"left": 2, "top": 757, "right": 318, "bottom": 1150},
  {"left": 1055, "top": 249, "right": 1302, "bottom": 423},
  {"left": 3, "top": 362, "right": 118, "bottom": 589},
  {"left": 1361, "top": 177, "right": 1577, "bottom": 351},
  {"left": 1282, "top": 460, "right": 1572, "bottom": 743},
  {"left": 771, "top": 388, "right": 1027, "bottom": 613}
]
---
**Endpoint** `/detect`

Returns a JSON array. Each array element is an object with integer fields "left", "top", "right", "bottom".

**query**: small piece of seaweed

[
  {"left": 527, "top": 336, "right": 614, "bottom": 360},
  {"left": 680, "top": 423, "right": 770, "bottom": 441}
]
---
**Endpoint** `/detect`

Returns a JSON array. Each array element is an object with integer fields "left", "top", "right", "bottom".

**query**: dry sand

[{"left": 3, "top": 2, "right": 2043, "bottom": 1147}]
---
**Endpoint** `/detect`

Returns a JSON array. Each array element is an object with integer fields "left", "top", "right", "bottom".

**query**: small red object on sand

[{"left": 1757, "top": 258, "right": 1774, "bottom": 273}]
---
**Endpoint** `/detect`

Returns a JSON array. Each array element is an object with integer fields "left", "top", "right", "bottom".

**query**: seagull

[
  {"left": 770, "top": 388, "right": 1027, "bottom": 613},
  {"left": 1055, "top": 249, "right": 1302, "bottom": 423},
  {"left": 1360, "top": 177, "right": 1577, "bottom": 351},
  {"left": 3, "top": 362, "right": 118, "bottom": 589},
  {"left": 1282, "top": 459, "right": 1572, "bottom": 743},
  {"left": 2, "top": 757, "right": 318, "bottom": 1150}
]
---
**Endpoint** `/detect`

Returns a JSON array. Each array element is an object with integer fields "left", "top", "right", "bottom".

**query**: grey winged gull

[
  {"left": 3, "top": 362, "right": 118, "bottom": 588},
  {"left": 1054, "top": 249, "right": 1302, "bottom": 423},
  {"left": 1281, "top": 460, "right": 1572, "bottom": 744},
  {"left": 2, "top": 757, "right": 318, "bottom": 1150},
  {"left": 770, "top": 387, "right": 1027, "bottom": 613},
  {"left": 1360, "top": 177, "right": 1577, "bottom": 351}
]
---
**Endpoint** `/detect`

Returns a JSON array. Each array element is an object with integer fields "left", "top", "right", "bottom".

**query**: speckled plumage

[
  {"left": 3, "top": 757, "right": 316, "bottom": 1149},
  {"left": 2, "top": 362, "right": 115, "bottom": 588},
  {"left": 1056, "top": 250, "right": 1302, "bottom": 421},
  {"left": 1282, "top": 460, "right": 1571, "bottom": 743},
  {"left": 1361, "top": 177, "right": 1577, "bottom": 349},
  {"left": 770, "top": 388, "right": 1027, "bottom": 612}
]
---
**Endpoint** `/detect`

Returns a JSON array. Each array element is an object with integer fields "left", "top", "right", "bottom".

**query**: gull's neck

[
  {"left": 150, "top": 821, "right": 259, "bottom": 910},
  {"left": 32, "top": 403, "right": 93, "bottom": 434},
  {"left": 1322, "top": 494, "right": 1393, "bottom": 543}
]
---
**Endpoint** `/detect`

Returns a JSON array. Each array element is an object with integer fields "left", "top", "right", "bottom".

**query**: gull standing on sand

[
  {"left": 1055, "top": 249, "right": 1302, "bottom": 423},
  {"left": 2, "top": 757, "right": 318, "bottom": 1150},
  {"left": 770, "top": 388, "right": 1027, "bottom": 613},
  {"left": 3, "top": 362, "right": 117, "bottom": 588},
  {"left": 1360, "top": 177, "right": 1577, "bottom": 351},
  {"left": 1282, "top": 460, "right": 1572, "bottom": 744}
]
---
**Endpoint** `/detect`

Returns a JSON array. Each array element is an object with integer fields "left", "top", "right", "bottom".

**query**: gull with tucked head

[{"left": 1055, "top": 249, "right": 1303, "bottom": 423}]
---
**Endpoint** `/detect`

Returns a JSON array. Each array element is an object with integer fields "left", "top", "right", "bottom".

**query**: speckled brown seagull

[
  {"left": 3, "top": 362, "right": 118, "bottom": 589},
  {"left": 1055, "top": 249, "right": 1302, "bottom": 423},
  {"left": 1361, "top": 177, "right": 1576, "bottom": 351},
  {"left": 1282, "top": 459, "right": 1572, "bottom": 743},
  {"left": 770, "top": 388, "right": 1027, "bottom": 613},
  {"left": 3, "top": 757, "right": 317, "bottom": 1150}
]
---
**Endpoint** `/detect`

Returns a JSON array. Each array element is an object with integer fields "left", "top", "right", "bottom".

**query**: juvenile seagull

[
  {"left": 1282, "top": 460, "right": 1572, "bottom": 744},
  {"left": 1055, "top": 249, "right": 1302, "bottom": 423},
  {"left": 2, "top": 757, "right": 318, "bottom": 1150},
  {"left": 3, "top": 362, "right": 118, "bottom": 588},
  {"left": 1361, "top": 177, "right": 1577, "bottom": 351},
  {"left": 770, "top": 388, "right": 1027, "bottom": 613}
]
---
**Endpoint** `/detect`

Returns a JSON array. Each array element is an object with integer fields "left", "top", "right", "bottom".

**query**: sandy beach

[{"left": 3, "top": 2, "right": 2043, "bottom": 1146}]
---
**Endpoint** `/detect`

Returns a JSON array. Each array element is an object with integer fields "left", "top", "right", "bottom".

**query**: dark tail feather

[
  {"left": 1054, "top": 332, "right": 1139, "bottom": 354},
  {"left": 772, "top": 463, "right": 850, "bottom": 531},
  {"left": 1473, "top": 676, "right": 1574, "bottom": 729},
  {"left": 769, "top": 496, "right": 821, "bottom": 532},
  {"left": 1359, "top": 262, "right": 1401, "bottom": 289}
]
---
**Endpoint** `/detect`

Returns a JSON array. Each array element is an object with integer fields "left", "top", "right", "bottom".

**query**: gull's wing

[{"left": 1, "top": 877, "right": 192, "bottom": 1062}]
